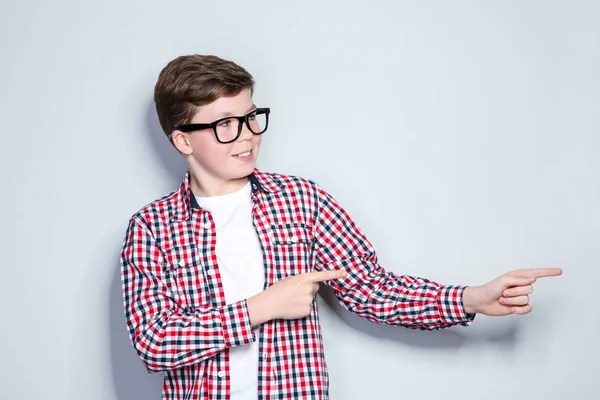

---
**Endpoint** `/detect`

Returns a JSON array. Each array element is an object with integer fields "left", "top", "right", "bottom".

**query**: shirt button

[
  {"left": 290, "top": 235, "right": 298, "bottom": 243},
  {"left": 262, "top": 352, "right": 269, "bottom": 361},
  {"left": 217, "top": 370, "right": 225, "bottom": 378},
  {"left": 178, "top": 260, "right": 185, "bottom": 267},
  {"left": 203, "top": 222, "right": 211, "bottom": 229},
  {"left": 206, "top": 269, "right": 214, "bottom": 276}
]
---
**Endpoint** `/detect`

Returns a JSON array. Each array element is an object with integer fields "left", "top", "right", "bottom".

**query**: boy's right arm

[{"left": 120, "top": 218, "right": 256, "bottom": 373}]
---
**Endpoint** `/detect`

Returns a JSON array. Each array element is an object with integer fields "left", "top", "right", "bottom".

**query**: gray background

[{"left": 1, "top": 0, "right": 598, "bottom": 399}]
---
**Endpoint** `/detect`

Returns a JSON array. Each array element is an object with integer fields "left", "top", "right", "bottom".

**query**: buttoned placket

[
  {"left": 185, "top": 175, "right": 280, "bottom": 397},
  {"left": 249, "top": 183, "right": 279, "bottom": 397}
]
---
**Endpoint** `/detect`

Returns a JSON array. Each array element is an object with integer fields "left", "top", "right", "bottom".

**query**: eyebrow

[{"left": 214, "top": 104, "right": 257, "bottom": 119}]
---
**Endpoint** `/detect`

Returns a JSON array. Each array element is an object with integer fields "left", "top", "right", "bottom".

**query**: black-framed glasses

[{"left": 171, "top": 107, "right": 270, "bottom": 144}]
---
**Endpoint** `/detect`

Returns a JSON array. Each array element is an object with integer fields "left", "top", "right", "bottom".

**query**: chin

[{"left": 231, "top": 164, "right": 256, "bottom": 179}]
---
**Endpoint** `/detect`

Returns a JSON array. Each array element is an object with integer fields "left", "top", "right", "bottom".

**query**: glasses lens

[
  {"left": 215, "top": 118, "right": 241, "bottom": 143},
  {"left": 247, "top": 110, "right": 268, "bottom": 134}
]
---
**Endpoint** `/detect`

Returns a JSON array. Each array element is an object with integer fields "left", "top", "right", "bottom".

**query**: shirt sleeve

[
  {"left": 311, "top": 183, "right": 475, "bottom": 330},
  {"left": 120, "top": 218, "right": 256, "bottom": 372}
]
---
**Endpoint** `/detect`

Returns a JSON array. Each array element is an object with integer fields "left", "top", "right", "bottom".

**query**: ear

[{"left": 170, "top": 130, "right": 193, "bottom": 155}]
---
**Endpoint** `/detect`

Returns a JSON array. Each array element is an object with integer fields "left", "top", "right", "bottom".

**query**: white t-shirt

[{"left": 195, "top": 181, "right": 265, "bottom": 399}]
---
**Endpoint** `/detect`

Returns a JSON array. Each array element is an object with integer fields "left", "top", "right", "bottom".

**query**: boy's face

[{"left": 173, "top": 89, "right": 262, "bottom": 195}]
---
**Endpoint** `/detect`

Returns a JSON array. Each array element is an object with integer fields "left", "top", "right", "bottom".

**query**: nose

[{"left": 238, "top": 122, "right": 253, "bottom": 141}]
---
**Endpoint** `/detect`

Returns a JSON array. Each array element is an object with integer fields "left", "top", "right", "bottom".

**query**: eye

[{"left": 218, "top": 120, "right": 232, "bottom": 128}]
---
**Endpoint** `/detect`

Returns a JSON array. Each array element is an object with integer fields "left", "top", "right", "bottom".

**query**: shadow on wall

[{"left": 145, "top": 100, "right": 188, "bottom": 182}]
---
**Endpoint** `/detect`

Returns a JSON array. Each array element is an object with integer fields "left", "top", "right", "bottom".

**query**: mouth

[{"left": 232, "top": 149, "right": 252, "bottom": 158}]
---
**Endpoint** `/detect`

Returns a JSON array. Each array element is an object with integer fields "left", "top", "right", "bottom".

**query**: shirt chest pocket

[
  {"left": 269, "top": 223, "right": 314, "bottom": 278},
  {"left": 163, "top": 245, "right": 212, "bottom": 308}
]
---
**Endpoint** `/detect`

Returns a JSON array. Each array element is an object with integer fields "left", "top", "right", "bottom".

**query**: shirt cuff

[
  {"left": 220, "top": 299, "right": 256, "bottom": 348},
  {"left": 438, "top": 285, "right": 476, "bottom": 326}
]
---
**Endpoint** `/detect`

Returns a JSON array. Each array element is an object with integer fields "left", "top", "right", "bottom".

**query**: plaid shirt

[{"left": 120, "top": 169, "right": 472, "bottom": 400}]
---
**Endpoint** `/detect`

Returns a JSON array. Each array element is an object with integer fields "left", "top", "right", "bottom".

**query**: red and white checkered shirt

[{"left": 120, "top": 169, "right": 473, "bottom": 400}]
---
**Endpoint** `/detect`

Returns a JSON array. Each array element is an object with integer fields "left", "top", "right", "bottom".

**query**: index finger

[
  {"left": 305, "top": 269, "right": 347, "bottom": 283},
  {"left": 507, "top": 268, "right": 563, "bottom": 279}
]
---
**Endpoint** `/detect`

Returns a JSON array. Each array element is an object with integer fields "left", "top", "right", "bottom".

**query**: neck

[{"left": 189, "top": 170, "right": 249, "bottom": 198}]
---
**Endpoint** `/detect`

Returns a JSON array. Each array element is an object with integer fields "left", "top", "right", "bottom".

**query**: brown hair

[{"left": 154, "top": 54, "right": 255, "bottom": 136}]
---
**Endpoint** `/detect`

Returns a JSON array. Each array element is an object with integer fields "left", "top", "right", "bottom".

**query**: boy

[{"left": 120, "top": 54, "right": 562, "bottom": 400}]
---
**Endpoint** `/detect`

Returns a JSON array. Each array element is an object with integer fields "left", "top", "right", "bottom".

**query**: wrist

[
  {"left": 247, "top": 291, "right": 274, "bottom": 327},
  {"left": 462, "top": 286, "right": 480, "bottom": 315}
]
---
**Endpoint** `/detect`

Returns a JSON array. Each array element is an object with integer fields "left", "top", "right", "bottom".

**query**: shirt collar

[{"left": 172, "top": 168, "right": 282, "bottom": 221}]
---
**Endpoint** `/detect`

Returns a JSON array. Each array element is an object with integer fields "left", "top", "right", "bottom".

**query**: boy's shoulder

[
  {"left": 128, "top": 185, "right": 183, "bottom": 227},
  {"left": 254, "top": 169, "right": 320, "bottom": 192}
]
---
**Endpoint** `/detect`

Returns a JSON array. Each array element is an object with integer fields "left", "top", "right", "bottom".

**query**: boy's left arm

[{"left": 310, "top": 183, "right": 562, "bottom": 330}]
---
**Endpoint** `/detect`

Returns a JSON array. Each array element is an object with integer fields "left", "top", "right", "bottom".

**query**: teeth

[{"left": 236, "top": 151, "right": 251, "bottom": 157}]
